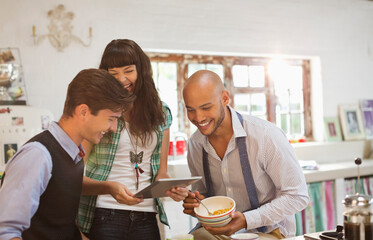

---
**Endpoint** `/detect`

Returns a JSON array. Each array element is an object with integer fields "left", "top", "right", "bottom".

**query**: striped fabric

[
  {"left": 77, "top": 102, "right": 172, "bottom": 233},
  {"left": 325, "top": 181, "right": 336, "bottom": 230},
  {"left": 296, "top": 176, "right": 373, "bottom": 236}
]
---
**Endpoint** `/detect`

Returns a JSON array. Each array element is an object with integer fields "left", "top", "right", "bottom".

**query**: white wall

[{"left": 1, "top": 0, "right": 373, "bottom": 125}]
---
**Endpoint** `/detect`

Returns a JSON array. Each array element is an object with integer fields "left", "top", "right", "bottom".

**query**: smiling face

[
  {"left": 108, "top": 65, "right": 138, "bottom": 93},
  {"left": 185, "top": 96, "right": 226, "bottom": 137},
  {"left": 81, "top": 109, "right": 122, "bottom": 144},
  {"left": 183, "top": 72, "right": 230, "bottom": 137}
]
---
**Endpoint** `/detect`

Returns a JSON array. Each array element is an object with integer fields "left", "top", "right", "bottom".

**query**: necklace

[{"left": 125, "top": 127, "right": 144, "bottom": 190}]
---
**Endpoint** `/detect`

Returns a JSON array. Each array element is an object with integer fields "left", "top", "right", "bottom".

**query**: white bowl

[{"left": 194, "top": 196, "right": 236, "bottom": 227}]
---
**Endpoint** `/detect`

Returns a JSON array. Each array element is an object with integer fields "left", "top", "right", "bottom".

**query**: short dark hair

[{"left": 62, "top": 68, "right": 135, "bottom": 117}]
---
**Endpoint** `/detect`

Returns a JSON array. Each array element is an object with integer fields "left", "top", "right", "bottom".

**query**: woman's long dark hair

[{"left": 99, "top": 39, "right": 165, "bottom": 145}]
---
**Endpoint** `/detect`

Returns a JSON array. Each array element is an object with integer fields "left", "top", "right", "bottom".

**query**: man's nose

[{"left": 194, "top": 111, "right": 205, "bottom": 123}]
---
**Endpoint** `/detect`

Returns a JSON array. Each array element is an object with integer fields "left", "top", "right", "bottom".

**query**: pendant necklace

[{"left": 125, "top": 127, "right": 144, "bottom": 190}]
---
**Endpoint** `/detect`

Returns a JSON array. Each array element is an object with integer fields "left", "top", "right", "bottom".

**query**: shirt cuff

[{"left": 243, "top": 209, "right": 262, "bottom": 230}]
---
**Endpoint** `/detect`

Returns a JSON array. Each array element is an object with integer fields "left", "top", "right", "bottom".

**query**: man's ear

[
  {"left": 74, "top": 104, "right": 90, "bottom": 119},
  {"left": 222, "top": 90, "right": 230, "bottom": 106}
]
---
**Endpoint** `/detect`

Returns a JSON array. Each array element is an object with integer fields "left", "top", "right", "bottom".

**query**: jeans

[{"left": 88, "top": 208, "right": 161, "bottom": 240}]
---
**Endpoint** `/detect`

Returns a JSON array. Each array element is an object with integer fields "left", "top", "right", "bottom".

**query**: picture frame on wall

[
  {"left": 360, "top": 99, "right": 373, "bottom": 139},
  {"left": 4, "top": 143, "right": 17, "bottom": 164},
  {"left": 339, "top": 104, "right": 365, "bottom": 140},
  {"left": 323, "top": 117, "right": 342, "bottom": 141}
]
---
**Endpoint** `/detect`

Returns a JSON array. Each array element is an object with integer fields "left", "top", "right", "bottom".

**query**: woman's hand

[{"left": 108, "top": 181, "right": 143, "bottom": 205}]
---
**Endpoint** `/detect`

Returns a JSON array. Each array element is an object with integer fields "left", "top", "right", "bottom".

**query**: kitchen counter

[
  {"left": 303, "top": 158, "right": 373, "bottom": 183},
  {"left": 168, "top": 157, "right": 373, "bottom": 183},
  {"left": 285, "top": 232, "right": 321, "bottom": 239}
]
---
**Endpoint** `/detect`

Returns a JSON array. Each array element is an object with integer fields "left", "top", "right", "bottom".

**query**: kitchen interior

[{"left": 1, "top": 0, "right": 373, "bottom": 239}]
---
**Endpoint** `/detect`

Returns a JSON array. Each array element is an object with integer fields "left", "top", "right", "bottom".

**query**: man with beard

[{"left": 182, "top": 70, "right": 309, "bottom": 239}]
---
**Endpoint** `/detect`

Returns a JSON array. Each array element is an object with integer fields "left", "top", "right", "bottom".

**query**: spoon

[{"left": 189, "top": 190, "right": 213, "bottom": 216}]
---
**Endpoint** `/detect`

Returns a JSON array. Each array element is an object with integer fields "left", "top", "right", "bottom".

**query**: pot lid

[{"left": 343, "top": 193, "right": 373, "bottom": 207}]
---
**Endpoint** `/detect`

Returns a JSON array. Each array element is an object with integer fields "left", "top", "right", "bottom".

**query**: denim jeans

[{"left": 88, "top": 208, "right": 161, "bottom": 240}]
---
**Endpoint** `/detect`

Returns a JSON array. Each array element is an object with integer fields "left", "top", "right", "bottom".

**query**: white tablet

[{"left": 134, "top": 176, "right": 202, "bottom": 199}]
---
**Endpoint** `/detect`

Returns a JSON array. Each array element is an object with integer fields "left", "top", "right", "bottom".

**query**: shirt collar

[
  {"left": 48, "top": 121, "right": 83, "bottom": 163},
  {"left": 229, "top": 106, "right": 247, "bottom": 138}
]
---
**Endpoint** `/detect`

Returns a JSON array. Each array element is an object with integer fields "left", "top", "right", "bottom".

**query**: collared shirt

[
  {"left": 78, "top": 102, "right": 172, "bottom": 233},
  {"left": 0, "top": 121, "right": 84, "bottom": 240},
  {"left": 187, "top": 106, "right": 309, "bottom": 237}
]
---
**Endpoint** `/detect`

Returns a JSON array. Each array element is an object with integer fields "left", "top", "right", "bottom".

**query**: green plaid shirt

[{"left": 78, "top": 102, "right": 172, "bottom": 233}]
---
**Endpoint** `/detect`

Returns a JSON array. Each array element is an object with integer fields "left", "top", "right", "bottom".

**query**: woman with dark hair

[{"left": 78, "top": 39, "right": 188, "bottom": 240}]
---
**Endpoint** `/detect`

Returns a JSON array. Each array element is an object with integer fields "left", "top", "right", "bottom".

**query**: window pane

[
  {"left": 152, "top": 62, "right": 179, "bottom": 134},
  {"left": 274, "top": 66, "right": 303, "bottom": 94},
  {"left": 278, "top": 113, "right": 289, "bottom": 134},
  {"left": 290, "top": 113, "right": 304, "bottom": 136},
  {"left": 289, "top": 90, "right": 304, "bottom": 112},
  {"left": 277, "top": 93, "right": 290, "bottom": 112},
  {"left": 251, "top": 93, "right": 266, "bottom": 116},
  {"left": 234, "top": 93, "right": 250, "bottom": 114},
  {"left": 232, "top": 65, "right": 249, "bottom": 87},
  {"left": 234, "top": 93, "right": 266, "bottom": 117},
  {"left": 288, "top": 66, "right": 303, "bottom": 90},
  {"left": 248, "top": 65, "right": 265, "bottom": 87},
  {"left": 188, "top": 63, "right": 224, "bottom": 81},
  {"left": 188, "top": 64, "right": 205, "bottom": 77}
]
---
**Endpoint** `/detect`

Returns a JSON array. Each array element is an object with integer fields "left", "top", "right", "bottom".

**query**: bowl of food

[{"left": 194, "top": 196, "right": 236, "bottom": 227}]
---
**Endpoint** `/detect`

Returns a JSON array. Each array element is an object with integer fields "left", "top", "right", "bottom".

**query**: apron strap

[
  {"left": 236, "top": 112, "right": 267, "bottom": 233},
  {"left": 202, "top": 148, "right": 213, "bottom": 197},
  {"left": 199, "top": 111, "right": 267, "bottom": 233}
]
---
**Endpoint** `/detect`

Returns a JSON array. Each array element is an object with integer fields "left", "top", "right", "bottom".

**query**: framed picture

[
  {"left": 4, "top": 143, "right": 17, "bottom": 164},
  {"left": 339, "top": 104, "right": 365, "bottom": 140},
  {"left": 11, "top": 116, "right": 24, "bottom": 126},
  {"left": 323, "top": 117, "right": 342, "bottom": 141},
  {"left": 360, "top": 99, "right": 373, "bottom": 139}
]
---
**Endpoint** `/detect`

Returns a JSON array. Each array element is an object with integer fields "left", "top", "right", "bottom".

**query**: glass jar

[{"left": 343, "top": 193, "right": 373, "bottom": 240}]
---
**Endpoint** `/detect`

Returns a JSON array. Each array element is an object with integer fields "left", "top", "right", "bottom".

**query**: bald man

[{"left": 182, "top": 70, "right": 309, "bottom": 239}]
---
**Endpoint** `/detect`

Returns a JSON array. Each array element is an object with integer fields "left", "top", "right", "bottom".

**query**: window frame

[{"left": 148, "top": 52, "right": 312, "bottom": 140}]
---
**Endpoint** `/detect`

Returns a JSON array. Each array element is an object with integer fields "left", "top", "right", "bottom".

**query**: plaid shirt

[{"left": 78, "top": 102, "right": 172, "bottom": 233}]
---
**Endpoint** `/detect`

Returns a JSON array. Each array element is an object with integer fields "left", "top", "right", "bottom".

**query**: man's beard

[{"left": 205, "top": 103, "right": 225, "bottom": 136}]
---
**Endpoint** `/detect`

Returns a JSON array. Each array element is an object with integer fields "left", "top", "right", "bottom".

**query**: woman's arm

[
  {"left": 155, "top": 128, "right": 170, "bottom": 180},
  {"left": 81, "top": 140, "right": 143, "bottom": 205}
]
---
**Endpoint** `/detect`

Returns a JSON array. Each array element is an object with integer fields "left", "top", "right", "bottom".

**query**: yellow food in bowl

[
  {"left": 212, "top": 202, "right": 234, "bottom": 215},
  {"left": 212, "top": 205, "right": 233, "bottom": 215}
]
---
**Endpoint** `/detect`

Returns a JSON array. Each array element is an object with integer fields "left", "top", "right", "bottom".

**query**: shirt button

[
  {"left": 228, "top": 188, "right": 231, "bottom": 192},
  {"left": 224, "top": 168, "right": 227, "bottom": 173}
]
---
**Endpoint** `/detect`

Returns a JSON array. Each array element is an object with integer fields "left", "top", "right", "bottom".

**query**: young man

[
  {"left": 0, "top": 69, "right": 135, "bottom": 240},
  {"left": 182, "top": 70, "right": 309, "bottom": 239}
]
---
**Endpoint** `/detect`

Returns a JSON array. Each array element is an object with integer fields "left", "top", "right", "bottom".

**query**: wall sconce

[{"left": 32, "top": 4, "right": 92, "bottom": 52}]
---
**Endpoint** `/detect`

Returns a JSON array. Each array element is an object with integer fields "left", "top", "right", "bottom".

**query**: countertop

[{"left": 302, "top": 158, "right": 373, "bottom": 183}]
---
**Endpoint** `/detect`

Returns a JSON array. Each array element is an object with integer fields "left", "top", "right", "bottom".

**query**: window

[{"left": 149, "top": 53, "right": 311, "bottom": 141}]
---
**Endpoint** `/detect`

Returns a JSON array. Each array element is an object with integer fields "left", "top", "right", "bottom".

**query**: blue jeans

[{"left": 88, "top": 208, "right": 161, "bottom": 240}]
